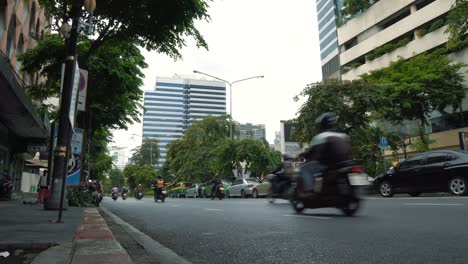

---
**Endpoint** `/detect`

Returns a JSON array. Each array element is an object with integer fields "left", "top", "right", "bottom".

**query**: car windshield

[{"left": 247, "top": 179, "right": 259, "bottom": 183}]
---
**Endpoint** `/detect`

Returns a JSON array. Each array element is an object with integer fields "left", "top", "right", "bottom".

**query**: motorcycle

[
  {"left": 154, "top": 188, "right": 166, "bottom": 203},
  {"left": 111, "top": 192, "right": 118, "bottom": 201},
  {"left": 122, "top": 192, "right": 128, "bottom": 200},
  {"left": 0, "top": 177, "right": 13, "bottom": 199},
  {"left": 289, "top": 160, "right": 369, "bottom": 216},
  {"left": 136, "top": 191, "right": 144, "bottom": 200},
  {"left": 93, "top": 191, "right": 103, "bottom": 206},
  {"left": 266, "top": 173, "right": 293, "bottom": 203},
  {"left": 211, "top": 183, "right": 224, "bottom": 200}
]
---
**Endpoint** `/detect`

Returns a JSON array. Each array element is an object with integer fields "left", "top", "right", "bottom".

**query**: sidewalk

[
  {"left": 0, "top": 200, "right": 83, "bottom": 263},
  {"left": 69, "top": 208, "right": 133, "bottom": 264}
]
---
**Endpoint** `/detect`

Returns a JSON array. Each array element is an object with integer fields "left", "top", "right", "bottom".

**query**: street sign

[
  {"left": 61, "top": 62, "right": 80, "bottom": 129},
  {"left": 77, "top": 69, "right": 88, "bottom": 112},
  {"left": 69, "top": 61, "right": 80, "bottom": 129},
  {"left": 380, "top": 136, "right": 389, "bottom": 149}
]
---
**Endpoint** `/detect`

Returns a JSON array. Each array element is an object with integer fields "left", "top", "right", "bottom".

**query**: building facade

[
  {"left": 316, "top": 0, "right": 344, "bottom": 79},
  {"left": 143, "top": 76, "right": 226, "bottom": 166},
  {"left": 109, "top": 146, "right": 127, "bottom": 171},
  {"left": 0, "top": 0, "right": 49, "bottom": 194},
  {"left": 236, "top": 123, "right": 266, "bottom": 141},
  {"left": 337, "top": 0, "right": 468, "bottom": 154}
]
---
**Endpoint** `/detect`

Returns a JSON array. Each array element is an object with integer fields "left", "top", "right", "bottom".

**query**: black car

[{"left": 374, "top": 150, "right": 468, "bottom": 197}]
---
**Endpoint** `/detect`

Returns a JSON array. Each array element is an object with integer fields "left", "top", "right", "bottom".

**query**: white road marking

[
  {"left": 403, "top": 203, "right": 464, "bottom": 206},
  {"left": 283, "top": 214, "right": 331, "bottom": 219},
  {"left": 204, "top": 208, "right": 224, "bottom": 211},
  {"left": 201, "top": 232, "right": 214, "bottom": 235},
  {"left": 169, "top": 204, "right": 181, "bottom": 207}
]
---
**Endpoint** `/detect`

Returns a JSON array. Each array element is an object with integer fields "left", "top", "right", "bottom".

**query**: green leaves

[
  {"left": 131, "top": 138, "right": 160, "bottom": 168},
  {"left": 446, "top": 0, "right": 468, "bottom": 48},
  {"left": 165, "top": 116, "right": 280, "bottom": 182}
]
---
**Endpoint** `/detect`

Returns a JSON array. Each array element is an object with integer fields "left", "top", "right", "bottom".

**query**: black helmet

[{"left": 315, "top": 112, "right": 338, "bottom": 131}]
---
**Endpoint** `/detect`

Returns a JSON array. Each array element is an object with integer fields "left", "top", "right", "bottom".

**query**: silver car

[
  {"left": 226, "top": 178, "right": 266, "bottom": 198},
  {"left": 186, "top": 183, "right": 202, "bottom": 198}
]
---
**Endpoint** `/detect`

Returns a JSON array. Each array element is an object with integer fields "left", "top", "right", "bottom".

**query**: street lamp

[{"left": 193, "top": 70, "right": 264, "bottom": 139}]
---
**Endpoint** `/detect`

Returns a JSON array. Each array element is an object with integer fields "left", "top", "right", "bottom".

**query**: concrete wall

[
  {"left": 342, "top": 26, "right": 449, "bottom": 80},
  {"left": 339, "top": 0, "right": 454, "bottom": 66}
]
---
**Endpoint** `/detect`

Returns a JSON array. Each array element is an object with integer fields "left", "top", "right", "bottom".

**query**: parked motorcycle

[
  {"left": 111, "top": 192, "right": 118, "bottom": 201},
  {"left": 0, "top": 176, "right": 13, "bottom": 199},
  {"left": 93, "top": 191, "right": 103, "bottom": 206},
  {"left": 289, "top": 160, "right": 369, "bottom": 216},
  {"left": 122, "top": 193, "right": 128, "bottom": 200},
  {"left": 154, "top": 188, "right": 166, "bottom": 203},
  {"left": 211, "top": 183, "right": 224, "bottom": 200}
]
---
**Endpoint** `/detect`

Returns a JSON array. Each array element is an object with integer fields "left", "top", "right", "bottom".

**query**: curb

[
  {"left": 100, "top": 206, "right": 191, "bottom": 264},
  {"left": 69, "top": 208, "right": 133, "bottom": 264}
]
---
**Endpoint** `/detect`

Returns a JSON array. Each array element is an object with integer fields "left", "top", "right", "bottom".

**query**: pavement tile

[
  {"left": 71, "top": 252, "right": 133, "bottom": 264},
  {"left": 74, "top": 229, "right": 114, "bottom": 240},
  {"left": 73, "top": 239, "right": 125, "bottom": 255}
]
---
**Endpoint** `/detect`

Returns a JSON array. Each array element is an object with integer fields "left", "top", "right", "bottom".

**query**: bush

[
  {"left": 366, "top": 37, "right": 411, "bottom": 61},
  {"left": 67, "top": 187, "right": 95, "bottom": 207}
]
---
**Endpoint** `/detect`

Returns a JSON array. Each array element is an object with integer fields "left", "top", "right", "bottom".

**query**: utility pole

[{"left": 46, "top": 0, "right": 96, "bottom": 223}]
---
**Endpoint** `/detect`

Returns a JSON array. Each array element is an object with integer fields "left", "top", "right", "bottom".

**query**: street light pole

[{"left": 193, "top": 70, "right": 264, "bottom": 139}]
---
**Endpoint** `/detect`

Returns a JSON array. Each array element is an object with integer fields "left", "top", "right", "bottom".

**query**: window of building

[
  {"left": 0, "top": 0, "right": 6, "bottom": 41},
  {"left": 6, "top": 14, "right": 15, "bottom": 58},
  {"left": 29, "top": 2, "right": 36, "bottom": 34},
  {"left": 430, "top": 111, "right": 468, "bottom": 133},
  {"left": 16, "top": 34, "right": 24, "bottom": 71},
  {"left": 381, "top": 8, "right": 411, "bottom": 29},
  {"left": 416, "top": 0, "right": 436, "bottom": 10}
]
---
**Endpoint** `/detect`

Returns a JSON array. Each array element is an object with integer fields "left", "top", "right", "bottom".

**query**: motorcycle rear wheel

[{"left": 340, "top": 198, "right": 360, "bottom": 216}]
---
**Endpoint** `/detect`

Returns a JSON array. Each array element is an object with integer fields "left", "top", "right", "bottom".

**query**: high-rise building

[
  {"left": 236, "top": 123, "right": 266, "bottom": 141},
  {"left": 109, "top": 146, "right": 127, "bottom": 171},
  {"left": 143, "top": 76, "right": 226, "bottom": 166},
  {"left": 316, "top": 0, "right": 344, "bottom": 79},
  {"left": 337, "top": 0, "right": 468, "bottom": 152}
]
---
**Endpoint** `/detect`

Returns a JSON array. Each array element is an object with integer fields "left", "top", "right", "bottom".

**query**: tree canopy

[
  {"left": 165, "top": 115, "right": 281, "bottom": 182},
  {"left": 131, "top": 138, "right": 160, "bottom": 168},
  {"left": 446, "top": 0, "right": 468, "bottom": 49}
]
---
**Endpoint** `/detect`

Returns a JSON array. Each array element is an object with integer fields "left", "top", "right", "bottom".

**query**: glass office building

[{"left": 143, "top": 76, "right": 226, "bottom": 166}]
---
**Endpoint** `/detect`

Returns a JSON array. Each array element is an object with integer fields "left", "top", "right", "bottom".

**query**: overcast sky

[{"left": 111, "top": 0, "right": 322, "bottom": 154}]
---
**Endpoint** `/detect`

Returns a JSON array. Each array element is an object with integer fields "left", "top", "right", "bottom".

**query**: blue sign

[
  {"left": 380, "top": 136, "right": 389, "bottom": 148},
  {"left": 53, "top": 126, "right": 83, "bottom": 186}
]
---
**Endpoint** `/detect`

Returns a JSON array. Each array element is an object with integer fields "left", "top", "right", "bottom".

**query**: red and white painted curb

[{"left": 69, "top": 208, "right": 133, "bottom": 264}]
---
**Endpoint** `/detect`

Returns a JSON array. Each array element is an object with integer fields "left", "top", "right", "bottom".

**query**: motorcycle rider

[
  {"left": 135, "top": 184, "right": 143, "bottom": 198},
  {"left": 111, "top": 185, "right": 119, "bottom": 196},
  {"left": 298, "top": 112, "right": 352, "bottom": 195},
  {"left": 210, "top": 178, "right": 221, "bottom": 198},
  {"left": 154, "top": 177, "right": 165, "bottom": 200}
]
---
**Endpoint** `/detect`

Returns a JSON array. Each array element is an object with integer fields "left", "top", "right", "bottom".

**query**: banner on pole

[{"left": 77, "top": 69, "right": 88, "bottom": 112}]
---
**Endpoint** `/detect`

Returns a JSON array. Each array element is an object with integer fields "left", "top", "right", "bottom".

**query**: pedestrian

[{"left": 37, "top": 170, "right": 49, "bottom": 204}]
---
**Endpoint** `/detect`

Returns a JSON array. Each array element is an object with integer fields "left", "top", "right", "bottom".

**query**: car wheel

[
  {"left": 253, "top": 189, "right": 258, "bottom": 199},
  {"left": 379, "top": 181, "right": 394, "bottom": 197},
  {"left": 408, "top": 192, "right": 421, "bottom": 197},
  {"left": 241, "top": 190, "right": 246, "bottom": 198},
  {"left": 292, "top": 200, "right": 305, "bottom": 213},
  {"left": 448, "top": 177, "right": 467, "bottom": 196}
]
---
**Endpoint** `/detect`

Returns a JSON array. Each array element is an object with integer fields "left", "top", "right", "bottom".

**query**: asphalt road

[{"left": 103, "top": 196, "right": 468, "bottom": 264}]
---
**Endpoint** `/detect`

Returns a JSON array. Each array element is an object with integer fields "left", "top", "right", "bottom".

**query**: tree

[
  {"left": 39, "top": 0, "right": 211, "bottom": 60},
  {"left": 294, "top": 79, "right": 392, "bottom": 176},
  {"left": 109, "top": 168, "right": 124, "bottom": 187},
  {"left": 131, "top": 138, "right": 160, "bottom": 168},
  {"left": 87, "top": 127, "right": 113, "bottom": 180},
  {"left": 362, "top": 51, "right": 466, "bottom": 146},
  {"left": 294, "top": 79, "right": 380, "bottom": 143},
  {"left": 446, "top": 0, "right": 468, "bottom": 49}
]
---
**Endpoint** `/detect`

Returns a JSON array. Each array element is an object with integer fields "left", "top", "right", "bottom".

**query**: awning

[{"left": 0, "top": 51, "right": 50, "bottom": 139}]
